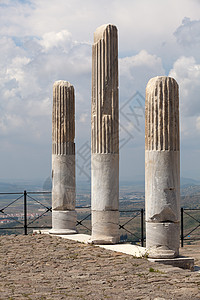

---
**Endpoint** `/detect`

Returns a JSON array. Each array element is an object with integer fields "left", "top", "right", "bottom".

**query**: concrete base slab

[
  {"left": 33, "top": 230, "right": 146, "bottom": 256},
  {"left": 49, "top": 229, "right": 77, "bottom": 235},
  {"left": 89, "top": 236, "right": 119, "bottom": 245},
  {"left": 33, "top": 229, "right": 50, "bottom": 234},
  {"left": 33, "top": 230, "right": 194, "bottom": 270},
  {"left": 55, "top": 234, "right": 91, "bottom": 243},
  {"left": 148, "top": 257, "right": 194, "bottom": 271},
  {"left": 98, "top": 243, "right": 147, "bottom": 257},
  {"left": 33, "top": 230, "right": 90, "bottom": 243}
]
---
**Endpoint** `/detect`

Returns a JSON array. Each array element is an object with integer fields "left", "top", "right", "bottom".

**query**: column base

[
  {"left": 49, "top": 210, "right": 77, "bottom": 235},
  {"left": 90, "top": 210, "right": 119, "bottom": 244},
  {"left": 146, "top": 222, "right": 180, "bottom": 258},
  {"left": 89, "top": 236, "right": 119, "bottom": 245},
  {"left": 148, "top": 257, "right": 194, "bottom": 271}
]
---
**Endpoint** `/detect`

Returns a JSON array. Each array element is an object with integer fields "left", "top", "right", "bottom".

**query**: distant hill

[
  {"left": 180, "top": 177, "right": 200, "bottom": 187},
  {"left": 0, "top": 176, "right": 199, "bottom": 194},
  {"left": 0, "top": 179, "right": 47, "bottom": 193},
  {"left": 0, "top": 182, "right": 23, "bottom": 193}
]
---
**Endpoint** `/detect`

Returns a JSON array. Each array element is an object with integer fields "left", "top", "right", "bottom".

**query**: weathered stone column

[
  {"left": 49, "top": 80, "right": 77, "bottom": 234},
  {"left": 145, "top": 76, "right": 180, "bottom": 258},
  {"left": 91, "top": 24, "right": 119, "bottom": 244}
]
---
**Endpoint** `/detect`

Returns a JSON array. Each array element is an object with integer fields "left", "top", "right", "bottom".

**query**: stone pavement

[{"left": 0, "top": 234, "right": 200, "bottom": 299}]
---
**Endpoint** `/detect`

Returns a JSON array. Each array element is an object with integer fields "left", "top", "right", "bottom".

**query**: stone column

[
  {"left": 49, "top": 80, "right": 77, "bottom": 234},
  {"left": 145, "top": 76, "right": 180, "bottom": 258},
  {"left": 91, "top": 24, "right": 119, "bottom": 244}
]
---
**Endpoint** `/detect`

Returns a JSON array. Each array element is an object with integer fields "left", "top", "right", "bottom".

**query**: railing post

[
  {"left": 24, "top": 190, "right": 27, "bottom": 235},
  {"left": 141, "top": 208, "right": 144, "bottom": 247},
  {"left": 181, "top": 207, "right": 184, "bottom": 247}
]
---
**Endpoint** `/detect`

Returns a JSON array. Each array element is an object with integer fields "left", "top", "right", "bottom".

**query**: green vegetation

[{"left": 149, "top": 267, "right": 164, "bottom": 273}]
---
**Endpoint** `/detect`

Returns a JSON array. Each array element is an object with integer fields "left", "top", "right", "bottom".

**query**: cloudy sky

[{"left": 1, "top": 0, "right": 200, "bottom": 184}]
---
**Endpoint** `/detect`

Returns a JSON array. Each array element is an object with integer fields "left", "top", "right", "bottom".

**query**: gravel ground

[{"left": 0, "top": 234, "right": 200, "bottom": 300}]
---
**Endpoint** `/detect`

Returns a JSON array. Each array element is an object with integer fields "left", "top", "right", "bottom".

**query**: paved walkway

[{"left": 0, "top": 234, "right": 200, "bottom": 299}]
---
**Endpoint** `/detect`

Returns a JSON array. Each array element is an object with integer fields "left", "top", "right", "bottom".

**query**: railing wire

[{"left": 0, "top": 191, "right": 200, "bottom": 247}]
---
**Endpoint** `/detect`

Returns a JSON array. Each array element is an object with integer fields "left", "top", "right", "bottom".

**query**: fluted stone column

[
  {"left": 49, "top": 80, "right": 77, "bottom": 235},
  {"left": 91, "top": 24, "right": 119, "bottom": 244},
  {"left": 145, "top": 76, "right": 180, "bottom": 258}
]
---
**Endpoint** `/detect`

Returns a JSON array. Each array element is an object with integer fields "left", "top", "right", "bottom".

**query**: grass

[{"left": 149, "top": 267, "right": 164, "bottom": 273}]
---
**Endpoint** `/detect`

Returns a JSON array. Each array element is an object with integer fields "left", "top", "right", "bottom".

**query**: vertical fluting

[
  {"left": 52, "top": 81, "right": 75, "bottom": 155},
  {"left": 91, "top": 24, "right": 119, "bottom": 155},
  {"left": 145, "top": 77, "right": 179, "bottom": 151},
  {"left": 145, "top": 76, "right": 180, "bottom": 258},
  {"left": 91, "top": 24, "right": 119, "bottom": 244},
  {"left": 50, "top": 80, "right": 77, "bottom": 235}
]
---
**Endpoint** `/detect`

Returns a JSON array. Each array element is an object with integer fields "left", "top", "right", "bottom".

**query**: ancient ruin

[
  {"left": 50, "top": 80, "right": 77, "bottom": 234},
  {"left": 145, "top": 76, "right": 180, "bottom": 258},
  {"left": 91, "top": 24, "right": 119, "bottom": 244}
]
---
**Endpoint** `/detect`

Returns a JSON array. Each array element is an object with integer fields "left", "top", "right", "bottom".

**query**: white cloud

[
  {"left": 169, "top": 56, "right": 200, "bottom": 117},
  {"left": 0, "top": 0, "right": 200, "bottom": 179},
  {"left": 168, "top": 55, "right": 200, "bottom": 146},
  {"left": 117, "top": 50, "right": 165, "bottom": 153},
  {"left": 119, "top": 50, "right": 165, "bottom": 100},
  {"left": 0, "top": 31, "right": 91, "bottom": 147},
  {"left": 39, "top": 30, "right": 72, "bottom": 53},
  {"left": 174, "top": 17, "right": 200, "bottom": 46}
]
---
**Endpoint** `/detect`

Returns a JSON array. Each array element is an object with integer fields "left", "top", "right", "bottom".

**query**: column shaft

[
  {"left": 145, "top": 76, "right": 180, "bottom": 258},
  {"left": 50, "top": 80, "right": 77, "bottom": 235},
  {"left": 91, "top": 24, "right": 119, "bottom": 244}
]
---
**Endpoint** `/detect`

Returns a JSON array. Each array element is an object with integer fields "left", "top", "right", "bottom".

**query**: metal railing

[
  {"left": 0, "top": 192, "right": 145, "bottom": 244},
  {"left": 0, "top": 191, "right": 52, "bottom": 234},
  {"left": 119, "top": 209, "right": 144, "bottom": 246},
  {"left": 181, "top": 207, "right": 200, "bottom": 247},
  {"left": 76, "top": 205, "right": 91, "bottom": 234},
  {"left": 0, "top": 191, "right": 199, "bottom": 247}
]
